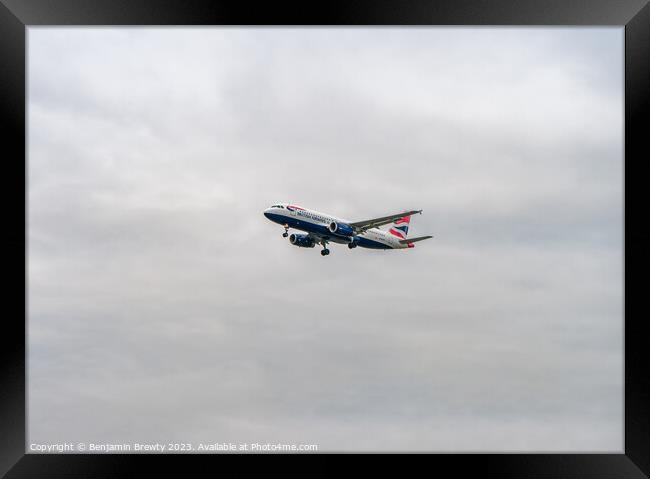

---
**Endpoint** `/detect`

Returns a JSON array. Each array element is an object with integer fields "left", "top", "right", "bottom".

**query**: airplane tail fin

[{"left": 388, "top": 215, "right": 412, "bottom": 240}]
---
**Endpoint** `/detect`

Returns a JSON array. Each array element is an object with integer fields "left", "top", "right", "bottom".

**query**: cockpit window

[{"left": 270, "top": 204, "right": 284, "bottom": 209}]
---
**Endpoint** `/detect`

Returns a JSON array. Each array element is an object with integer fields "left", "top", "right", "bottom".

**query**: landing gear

[
  {"left": 282, "top": 224, "right": 289, "bottom": 238},
  {"left": 320, "top": 240, "right": 330, "bottom": 256},
  {"left": 348, "top": 242, "right": 357, "bottom": 249}
]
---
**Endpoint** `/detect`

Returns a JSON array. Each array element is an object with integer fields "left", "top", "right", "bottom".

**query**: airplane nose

[{"left": 263, "top": 209, "right": 271, "bottom": 219}]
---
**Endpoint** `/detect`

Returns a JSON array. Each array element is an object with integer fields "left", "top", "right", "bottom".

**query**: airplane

[{"left": 263, "top": 203, "right": 433, "bottom": 256}]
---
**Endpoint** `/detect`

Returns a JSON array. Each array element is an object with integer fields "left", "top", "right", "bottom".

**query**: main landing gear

[
  {"left": 320, "top": 240, "right": 330, "bottom": 256},
  {"left": 282, "top": 224, "right": 289, "bottom": 238}
]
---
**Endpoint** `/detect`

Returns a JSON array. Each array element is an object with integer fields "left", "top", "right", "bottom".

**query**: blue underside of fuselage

[{"left": 265, "top": 212, "right": 391, "bottom": 250}]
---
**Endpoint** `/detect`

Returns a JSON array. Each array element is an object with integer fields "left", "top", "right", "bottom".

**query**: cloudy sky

[{"left": 27, "top": 27, "right": 623, "bottom": 452}]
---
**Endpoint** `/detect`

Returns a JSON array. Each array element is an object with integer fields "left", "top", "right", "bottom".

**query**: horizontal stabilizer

[{"left": 399, "top": 235, "right": 432, "bottom": 244}]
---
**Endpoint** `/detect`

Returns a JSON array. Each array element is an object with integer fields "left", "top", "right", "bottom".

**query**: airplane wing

[
  {"left": 306, "top": 231, "right": 353, "bottom": 245},
  {"left": 306, "top": 231, "right": 330, "bottom": 244},
  {"left": 349, "top": 210, "right": 422, "bottom": 233},
  {"left": 399, "top": 235, "right": 433, "bottom": 244}
]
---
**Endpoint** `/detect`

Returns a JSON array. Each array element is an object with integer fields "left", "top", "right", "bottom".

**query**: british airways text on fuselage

[
  {"left": 263, "top": 203, "right": 433, "bottom": 257},
  {"left": 289, "top": 207, "right": 333, "bottom": 224}
]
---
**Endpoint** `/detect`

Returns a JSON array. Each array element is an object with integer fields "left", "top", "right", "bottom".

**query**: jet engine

[
  {"left": 289, "top": 233, "right": 315, "bottom": 248},
  {"left": 328, "top": 221, "right": 354, "bottom": 237}
]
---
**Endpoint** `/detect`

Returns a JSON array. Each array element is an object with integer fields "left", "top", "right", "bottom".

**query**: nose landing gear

[{"left": 282, "top": 224, "right": 289, "bottom": 238}]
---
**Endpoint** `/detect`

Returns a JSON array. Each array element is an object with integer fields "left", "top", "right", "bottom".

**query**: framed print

[{"left": 1, "top": 0, "right": 648, "bottom": 476}]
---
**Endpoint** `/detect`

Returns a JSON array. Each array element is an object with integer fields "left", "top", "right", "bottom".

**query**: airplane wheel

[
  {"left": 282, "top": 232, "right": 288, "bottom": 238},
  {"left": 321, "top": 249, "right": 330, "bottom": 256},
  {"left": 348, "top": 243, "right": 356, "bottom": 249}
]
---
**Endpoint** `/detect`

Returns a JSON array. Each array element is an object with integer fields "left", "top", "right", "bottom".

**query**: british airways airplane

[{"left": 263, "top": 203, "right": 433, "bottom": 256}]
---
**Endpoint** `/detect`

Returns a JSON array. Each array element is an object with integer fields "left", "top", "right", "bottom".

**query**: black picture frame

[{"left": 1, "top": 0, "right": 648, "bottom": 476}]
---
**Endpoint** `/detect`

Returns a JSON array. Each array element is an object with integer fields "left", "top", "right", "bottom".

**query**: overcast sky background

[{"left": 28, "top": 28, "right": 623, "bottom": 452}]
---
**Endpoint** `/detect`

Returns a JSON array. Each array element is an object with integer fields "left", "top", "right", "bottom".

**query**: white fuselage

[{"left": 263, "top": 203, "right": 410, "bottom": 250}]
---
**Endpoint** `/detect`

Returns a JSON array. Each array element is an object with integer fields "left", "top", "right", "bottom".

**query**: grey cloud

[{"left": 28, "top": 27, "right": 622, "bottom": 451}]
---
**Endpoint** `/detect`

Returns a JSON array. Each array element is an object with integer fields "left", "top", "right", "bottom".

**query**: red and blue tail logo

[{"left": 389, "top": 215, "right": 411, "bottom": 239}]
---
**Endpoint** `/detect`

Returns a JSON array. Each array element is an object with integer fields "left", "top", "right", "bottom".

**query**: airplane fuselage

[{"left": 263, "top": 204, "right": 411, "bottom": 250}]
